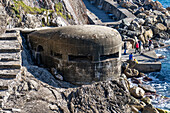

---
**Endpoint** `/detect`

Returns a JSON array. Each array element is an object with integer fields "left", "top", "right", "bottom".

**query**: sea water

[
  {"left": 154, "top": 0, "right": 170, "bottom": 8},
  {"left": 147, "top": 40, "right": 170, "bottom": 110},
  {"left": 144, "top": 0, "right": 170, "bottom": 110}
]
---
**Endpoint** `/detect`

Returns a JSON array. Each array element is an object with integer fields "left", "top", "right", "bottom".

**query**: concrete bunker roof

[{"left": 29, "top": 25, "right": 122, "bottom": 46}]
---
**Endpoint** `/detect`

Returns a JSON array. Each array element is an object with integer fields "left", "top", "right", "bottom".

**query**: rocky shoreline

[{"left": 0, "top": 0, "right": 169, "bottom": 113}]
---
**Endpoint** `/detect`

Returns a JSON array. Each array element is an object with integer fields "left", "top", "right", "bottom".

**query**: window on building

[
  {"left": 100, "top": 52, "right": 119, "bottom": 61},
  {"left": 69, "top": 55, "right": 92, "bottom": 61}
]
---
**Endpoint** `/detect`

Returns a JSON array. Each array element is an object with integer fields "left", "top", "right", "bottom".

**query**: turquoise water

[
  {"left": 155, "top": 0, "right": 170, "bottom": 8},
  {"left": 147, "top": 40, "right": 170, "bottom": 110}
]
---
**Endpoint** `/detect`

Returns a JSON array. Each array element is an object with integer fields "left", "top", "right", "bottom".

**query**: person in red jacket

[{"left": 135, "top": 42, "right": 139, "bottom": 54}]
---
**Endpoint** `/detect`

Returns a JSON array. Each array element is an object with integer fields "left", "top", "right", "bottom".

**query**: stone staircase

[{"left": 0, "top": 30, "right": 21, "bottom": 109}]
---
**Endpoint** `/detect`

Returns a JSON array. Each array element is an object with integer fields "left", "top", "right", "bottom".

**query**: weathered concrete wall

[
  {"left": 28, "top": 25, "right": 122, "bottom": 85},
  {"left": 87, "top": 0, "right": 135, "bottom": 21},
  {"left": 134, "top": 62, "right": 161, "bottom": 73}
]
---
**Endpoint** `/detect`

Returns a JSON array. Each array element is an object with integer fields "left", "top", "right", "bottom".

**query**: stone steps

[
  {"left": 0, "top": 31, "right": 21, "bottom": 108},
  {"left": 0, "top": 61, "right": 21, "bottom": 69},
  {"left": 0, "top": 52, "right": 20, "bottom": 61},
  {"left": 0, "top": 33, "right": 17, "bottom": 40},
  {"left": 0, "top": 69, "right": 20, "bottom": 79},
  {"left": 0, "top": 40, "right": 20, "bottom": 50}
]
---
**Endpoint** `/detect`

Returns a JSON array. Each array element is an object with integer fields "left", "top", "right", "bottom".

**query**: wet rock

[
  {"left": 139, "top": 84, "right": 156, "bottom": 93},
  {"left": 132, "top": 78, "right": 142, "bottom": 84},
  {"left": 143, "top": 76, "right": 152, "bottom": 82},
  {"left": 130, "top": 86, "right": 145, "bottom": 98},
  {"left": 142, "top": 104, "right": 159, "bottom": 113},
  {"left": 139, "top": 72, "right": 146, "bottom": 77},
  {"left": 141, "top": 97, "right": 151, "bottom": 104}
]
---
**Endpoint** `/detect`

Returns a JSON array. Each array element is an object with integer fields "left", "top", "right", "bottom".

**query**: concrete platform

[{"left": 122, "top": 49, "right": 162, "bottom": 72}]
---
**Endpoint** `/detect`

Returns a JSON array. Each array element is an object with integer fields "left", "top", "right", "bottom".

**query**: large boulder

[
  {"left": 144, "top": 29, "right": 153, "bottom": 42},
  {"left": 153, "top": 23, "right": 167, "bottom": 35},
  {"left": 155, "top": 23, "right": 167, "bottom": 31},
  {"left": 0, "top": 3, "right": 7, "bottom": 35},
  {"left": 130, "top": 86, "right": 145, "bottom": 98}
]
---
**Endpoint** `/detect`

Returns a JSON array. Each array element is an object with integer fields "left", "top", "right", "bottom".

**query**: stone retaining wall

[{"left": 87, "top": 0, "right": 135, "bottom": 21}]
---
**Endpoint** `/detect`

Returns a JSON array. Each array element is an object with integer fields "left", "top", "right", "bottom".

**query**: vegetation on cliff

[{"left": 10, "top": 0, "right": 72, "bottom": 26}]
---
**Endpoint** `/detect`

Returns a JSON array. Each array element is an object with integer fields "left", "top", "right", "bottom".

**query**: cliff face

[
  {"left": 64, "top": 0, "right": 89, "bottom": 25},
  {"left": 0, "top": 0, "right": 88, "bottom": 28},
  {"left": 0, "top": 3, "right": 7, "bottom": 34}
]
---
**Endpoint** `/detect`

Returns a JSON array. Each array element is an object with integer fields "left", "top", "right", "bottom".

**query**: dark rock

[
  {"left": 139, "top": 72, "right": 145, "bottom": 77},
  {"left": 132, "top": 77, "right": 143, "bottom": 84},
  {"left": 137, "top": 13, "right": 148, "bottom": 19},
  {"left": 157, "top": 31, "right": 169, "bottom": 39},
  {"left": 143, "top": 76, "right": 152, "bottom": 82},
  {"left": 158, "top": 42, "right": 165, "bottom": 46}
]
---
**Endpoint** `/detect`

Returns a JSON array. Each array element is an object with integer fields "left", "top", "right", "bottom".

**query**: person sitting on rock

[
  {"left": 129, "top": 53, "right": 133, "bottom": 60},
  {"left": 134, "top": 58, "right": 138, "bottom": 64}
]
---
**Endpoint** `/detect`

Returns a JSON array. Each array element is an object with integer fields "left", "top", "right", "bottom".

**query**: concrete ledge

[{"left": 134, "top": 62, "right": 161, "bottom": 73}]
